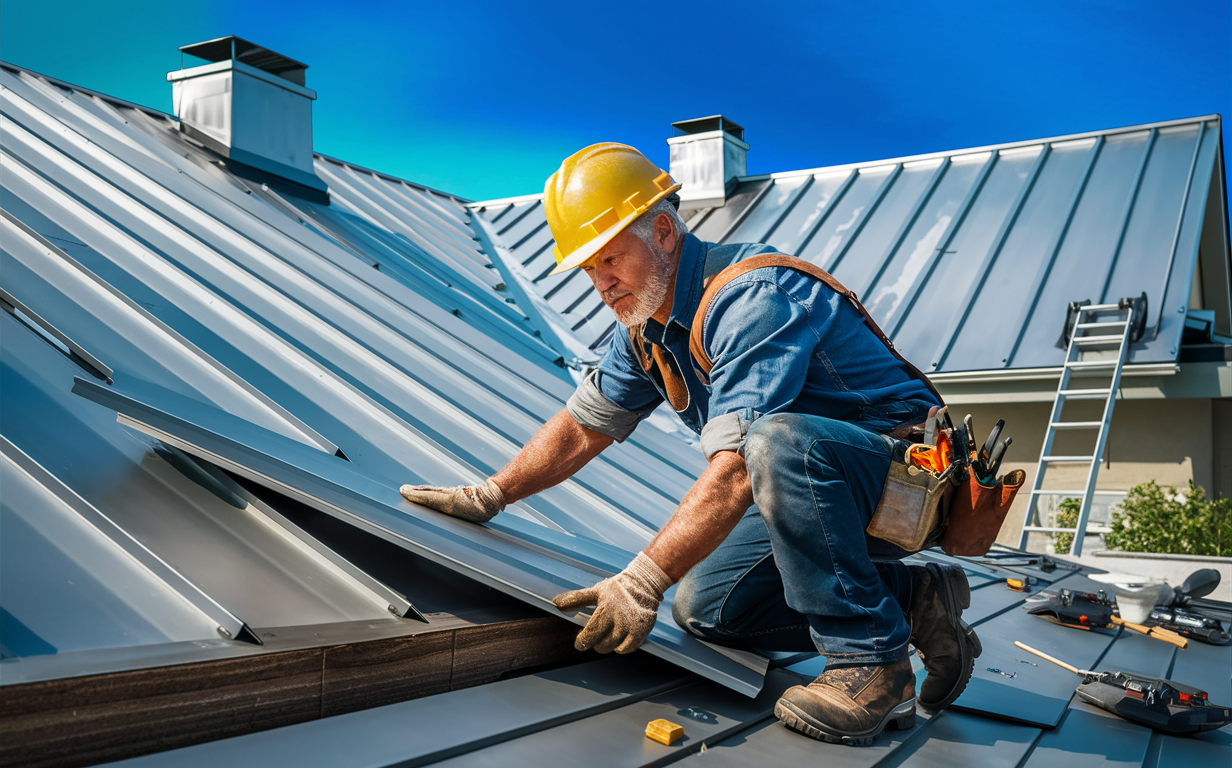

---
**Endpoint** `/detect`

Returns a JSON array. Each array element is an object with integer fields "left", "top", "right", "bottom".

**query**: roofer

[{"left": 401, "top": 143, "right": 981, "bottom": 745}]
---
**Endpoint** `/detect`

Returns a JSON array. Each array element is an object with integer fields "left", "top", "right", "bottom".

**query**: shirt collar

[{"left": 667, "top": 233, "right": 706, "bottom": 330}]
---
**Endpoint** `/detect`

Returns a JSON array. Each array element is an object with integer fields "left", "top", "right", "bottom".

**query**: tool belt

[
  {"left": 869, "top": 445, "right": 1025, "bottom": 556},
  {"left": 630, "top": 252, "right": 1022, "bottom": 557}
]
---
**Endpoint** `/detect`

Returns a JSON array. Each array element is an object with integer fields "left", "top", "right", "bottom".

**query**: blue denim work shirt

[{"left": 565, "top": 233, "right": 939, "bottom": 459}]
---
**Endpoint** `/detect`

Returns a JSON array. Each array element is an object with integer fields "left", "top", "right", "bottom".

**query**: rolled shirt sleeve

[
  {"left": 697, "top": 270, "right": 821, "bottom": 460},
  {"left": 566, "top": 331, "right": 664, "bottom": 442}
]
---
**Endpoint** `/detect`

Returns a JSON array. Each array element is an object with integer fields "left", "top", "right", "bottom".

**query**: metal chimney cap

[
  {"left": 670, "top": 115, "right": 745, "bottom": 142},
  {"left": 179, "top": 36, "right": 308, "bottom": 85}
]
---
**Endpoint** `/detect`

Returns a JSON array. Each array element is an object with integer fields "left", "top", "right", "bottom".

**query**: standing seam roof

[{"left": 470, "top": 117, "right": 1230, "bottom": 376}]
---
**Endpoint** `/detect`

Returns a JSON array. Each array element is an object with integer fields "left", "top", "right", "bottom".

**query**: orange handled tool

[{"left": 906, "top": 444, "right": 946, "bottom": 474}]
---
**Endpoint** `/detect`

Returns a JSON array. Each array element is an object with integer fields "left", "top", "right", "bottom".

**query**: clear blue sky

[{"left": 2, "top": 1, "right": 1228, "bottom": 203}]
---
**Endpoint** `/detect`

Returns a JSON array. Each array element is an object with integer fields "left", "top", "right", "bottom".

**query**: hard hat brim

[{"left": 547, "top": 182, "right": 683, "bottom": 276}]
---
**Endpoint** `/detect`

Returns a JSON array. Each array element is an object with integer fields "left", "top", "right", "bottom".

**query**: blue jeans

[{"left": 672, "top": 413, "right": 913, "bottom": 666}]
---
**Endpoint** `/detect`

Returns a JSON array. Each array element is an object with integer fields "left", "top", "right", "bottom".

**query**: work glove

[
  {"left": 398, "top": 478, "right": 506, "bottom": 523},
  {"left": 551, "top": 552, "right": 673, "bottom": 654}
]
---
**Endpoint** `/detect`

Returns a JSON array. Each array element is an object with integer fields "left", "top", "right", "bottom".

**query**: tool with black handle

[
  {"left": 1148, "top": 569, "right": 1229, "bottom": 645},
  {"left": 979, "top": 418, "right": 1005, "bottom": 469},
  {"left": 1013, "top": 641, "right": 1231, "bottom": 734},
  {"left": 964, "top": 415, "right": 1013, "bottom": 485},
  {"left": 1024, "top": 588, "right": 1188, "bottom": 648}
]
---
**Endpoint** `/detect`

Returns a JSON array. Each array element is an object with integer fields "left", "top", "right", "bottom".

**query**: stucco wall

[{"left": 955, "top": 398, "right": 1220, "bottom": 549}]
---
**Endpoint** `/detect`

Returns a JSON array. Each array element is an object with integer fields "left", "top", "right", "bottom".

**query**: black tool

[
  {"left": 979, "top": 419, "right": 1005, "bottom": 467},
  {"left": 1026, "top": 588, "right": 1190, "bottom": 648},
  {"left": 1025, "top": 588, "right": 1115, "bottom": 629},
  {"left": 967, "top": 416, "right": 1011, "bottom": 485},
  {"left": 1148, "top": 606, "right": 1230, "bottom": 645},
  {"left": 1015, "top": 641, "right": 1231, "bottom": 735},
  {"left": 1161, "top": 568, "right": 1222, "bottom": 607},
  {"left": 950, "top": 422, "right": 970, "bottom": 474},
  {"left": 1145, "top": 569, "right": 1229, "bottom": 645},
  {"left": 986, "top": 437, "right": 1011, "bottom": 481}
]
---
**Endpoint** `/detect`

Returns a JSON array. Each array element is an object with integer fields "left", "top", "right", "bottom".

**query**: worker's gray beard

[{"left": 610, "top": 249, "right": 674, "bottom": 328}]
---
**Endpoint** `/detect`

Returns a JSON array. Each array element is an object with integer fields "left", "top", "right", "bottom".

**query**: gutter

[{"left": 928, "top": 362, "right": 1180, "bottom": 385}]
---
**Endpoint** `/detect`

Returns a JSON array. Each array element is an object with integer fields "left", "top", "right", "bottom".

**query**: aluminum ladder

[{"left": 1018, "top": 300, "right": 1138, "bottom": 557}]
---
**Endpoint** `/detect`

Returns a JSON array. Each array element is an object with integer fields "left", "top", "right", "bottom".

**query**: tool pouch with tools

[
  {"left": 867, "top": 452, "right": 955, "bottom": 552},
  {"left": 940, "top": 469, "right": 1026, "bottom": 556}
]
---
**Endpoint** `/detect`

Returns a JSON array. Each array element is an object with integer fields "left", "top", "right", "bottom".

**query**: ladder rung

[
  {"left": 1074, "top": 335, "right": 1125, "bottom": 345},
  {"left": 1022, "top": 526, "right": 1081, "bottom": 533},
  {"left": 1065, "top": 360, "right": 1119, "bottom": 369},
  {"left": 1032, "top": 489, "right": 1125, "bottom": 496},
  {"left": 1075, "top": 321, "right": 1128, "bottom": 330},
  {"left": 1041, "top": 455, "right": 1096, "bottom": 463},
  {"left": 1078, "top": 303, "right": 1125, "bottom": 312},
  {"left": 1050, "top": 421, "right": 1104, "bottom": 430},
  {"left": 1058, "top": 388, "right": 1113, "bottom": 400}
]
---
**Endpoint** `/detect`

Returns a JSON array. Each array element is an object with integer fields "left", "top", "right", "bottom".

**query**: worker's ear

[{"left": 654, "top": 212, "right": 677, "bottom": 254}]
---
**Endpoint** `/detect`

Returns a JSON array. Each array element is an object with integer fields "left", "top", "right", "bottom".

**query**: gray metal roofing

[
  {"left": 2, "top": 60, "right": 1229, "bottom": 766},
  {"left": 470, "top": 117, "right": 1231, "bottom": 376},
  {"left": 105, "top": 558, "right": 1232, "bottom": 768},
  {"left": 0, "top": 60, "right": 729, "bottom": 685}
]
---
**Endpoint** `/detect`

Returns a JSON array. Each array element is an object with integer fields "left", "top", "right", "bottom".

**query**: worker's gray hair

[{"left": 627, "top": 198, "right": 689, "bottom": 251}]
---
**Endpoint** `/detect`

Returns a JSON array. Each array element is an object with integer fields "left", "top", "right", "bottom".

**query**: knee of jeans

[
  {"left": 744, "top": 414, "right": 801, "bottom": 474},
  {"left": 670, "top": 573, "right": 714, "bottom": 634}
]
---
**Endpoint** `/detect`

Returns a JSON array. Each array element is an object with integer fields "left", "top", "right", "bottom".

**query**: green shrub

[
  {"left": 1053, "top": 497, "right": 1080, "bottom": 555},
  {"left": 1103, "top": 480, "right": 1232, "bottom": 557}
]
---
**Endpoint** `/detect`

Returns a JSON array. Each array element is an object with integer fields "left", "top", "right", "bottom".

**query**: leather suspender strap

[
  {"left": 628, "top": 324, "right": 692, "bottom": 412},
  {"left": 687, "top": 254, "right": 946, "bottom": 406}
]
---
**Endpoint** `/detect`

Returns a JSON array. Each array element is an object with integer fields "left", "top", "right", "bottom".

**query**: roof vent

[
  {"left": 666, "top": 116, "right": 748, "bottom": 210},
  {"left": 168, "top": 36, "right": 328, "bottom": 201}
]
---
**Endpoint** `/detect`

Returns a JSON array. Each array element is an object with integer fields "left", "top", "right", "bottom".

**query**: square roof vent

[
  {"left": 667, "top": 115, "right": 749, "bottom": 209},
  {"left": 168, "top": 36, "right": 328, "bottom": 201}
]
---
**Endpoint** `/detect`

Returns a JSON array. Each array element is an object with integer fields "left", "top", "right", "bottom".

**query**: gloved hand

[
  {"left": 399, "top": 478, "right": 506, "bottom": 523},
  {"left": 551, "top": 552, "right": 673, "bottom": 654}
]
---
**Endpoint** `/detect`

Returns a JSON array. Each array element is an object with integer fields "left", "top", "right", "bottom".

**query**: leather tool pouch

[
  {"left": 867, "top": 452, "right": 954, "bottom": 553},
  {"left": 940, "top": 469, "right": 1026, "bottom": 556}
]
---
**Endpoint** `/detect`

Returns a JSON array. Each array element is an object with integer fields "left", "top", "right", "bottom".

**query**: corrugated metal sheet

[{"left": 471, "top": 118, "right": 1230, "bottom": 376}]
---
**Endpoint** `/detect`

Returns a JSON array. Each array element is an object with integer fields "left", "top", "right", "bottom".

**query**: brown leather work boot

[
  {"left": 908, "top": 562, "right": 982, "bottom": 712},
  {"left": 774, "top": 658, "right": 916, "bottom": 745}
]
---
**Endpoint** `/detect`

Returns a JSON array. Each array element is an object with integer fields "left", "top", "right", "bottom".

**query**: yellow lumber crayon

[{"left": 645, "top": 718, "right": 684, "bottom": 746}]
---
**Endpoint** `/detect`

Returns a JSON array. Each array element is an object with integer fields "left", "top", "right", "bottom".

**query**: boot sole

[
  {"left": 774, "top": 698, "right": 916, "bottom": 746},
  {"left": 919, "top": 563, "right": 982, "bottom": 713}
]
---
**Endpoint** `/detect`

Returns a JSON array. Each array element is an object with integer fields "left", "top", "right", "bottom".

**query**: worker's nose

[{"left": 590, "top": 266, "right": 617, "bottom": 293}]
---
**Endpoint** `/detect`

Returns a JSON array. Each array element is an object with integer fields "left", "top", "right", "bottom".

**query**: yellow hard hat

[{"left": 543, "top": 143, "right": 682, "bottom": 275}]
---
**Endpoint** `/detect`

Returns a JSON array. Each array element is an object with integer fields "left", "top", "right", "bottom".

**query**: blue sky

[{"left": 1, "top": 1, "right": 1228, "bottom": 202}]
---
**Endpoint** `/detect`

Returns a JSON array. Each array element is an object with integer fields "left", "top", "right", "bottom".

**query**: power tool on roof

[
  {"left": 1014, "top": 642, "right": 1232, "bottom": 735},
  {"left": 1024, "top": 588, "right": 1114, "bottom": 628},
  {"left": 1024, "top": 588, "right": 1188, "bottom": 648},
  {"left": 1147, "top": 606, "right": 1230, "bottom": 646},
  {"left": 1147, "top": 568, "right": 1230, "bottom": 645}
]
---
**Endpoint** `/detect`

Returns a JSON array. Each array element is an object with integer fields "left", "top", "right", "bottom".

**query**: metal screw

[
  {"left": 679, "top": 707, "right": 717, "bottom": 723},
  {"left": 1178, "top": 305, "right": 1186, "bottom": 313},
  {"left": 387, "top": 604, "right": 400, "bottom": 617},
  {"left": 217, "top": 626, "right": 233, "bottom": 640}
]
